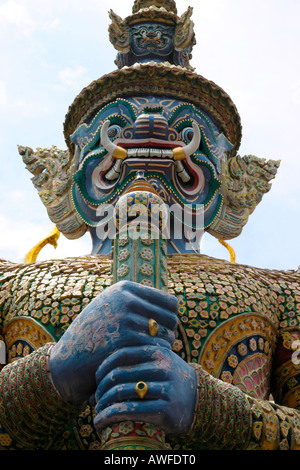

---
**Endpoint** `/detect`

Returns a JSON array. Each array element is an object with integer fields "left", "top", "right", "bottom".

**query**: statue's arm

[
  {"left": 179, "top": 362, "right": 300, "bottom": 450},
  {"left": 0, "top": 276, "right": 178, "bottom": 449},
  {"left": 271, "top": 329, "right": 300, "bottom": 409},
  {"left": 179, "top": 327, "right": 300, "bottom": 450},
  {"left": 169, "top": 276, "right": 300, "bottom": 450},
  {"left": 0, "top": 261, "right": 81, "bottom": 449},
  {"left": 0, "top": 344, "right": 81, "bottom": 449}
]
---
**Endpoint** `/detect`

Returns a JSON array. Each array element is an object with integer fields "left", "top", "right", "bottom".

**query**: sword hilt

[{"left": 99, "top": 176, "right": 169, "bottom": 450}]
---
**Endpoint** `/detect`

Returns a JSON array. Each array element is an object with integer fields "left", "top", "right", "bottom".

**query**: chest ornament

[
  {"left": 180, "top": 312, "right": 278, "bottom": 400},
  {"left": 3, "top": 318, "right": 55, "bottom": 363}
]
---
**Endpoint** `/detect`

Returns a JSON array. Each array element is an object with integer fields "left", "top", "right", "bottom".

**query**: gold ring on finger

[
  {"left": 135, "top": 381, "right": 148, "bottom": 399},
  {"left": 149, "top": 319, "right": 159, "bottom": 337}
]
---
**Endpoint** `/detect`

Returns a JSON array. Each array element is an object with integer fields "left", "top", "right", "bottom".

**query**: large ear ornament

[
  {"left": 18, "top": 145, "right": 87, "bottom": 240},
  {"left": 174, "top": 6, "right": 196, "bottom": 51},
  {"left": 108, "top": 10, "right": 131, "bottom": 53},
  {"left": 207, "top": 155, "right": 280, "bottom": 240}
]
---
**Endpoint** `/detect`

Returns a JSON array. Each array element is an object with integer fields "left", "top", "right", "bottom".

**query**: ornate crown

[{"left": 108, "top": 0, "right": 195, "bottom": 69}]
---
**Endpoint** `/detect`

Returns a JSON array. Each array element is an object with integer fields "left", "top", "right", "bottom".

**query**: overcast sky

[{"left": 0, "top": 0, "right": 299, "bottom": 271}]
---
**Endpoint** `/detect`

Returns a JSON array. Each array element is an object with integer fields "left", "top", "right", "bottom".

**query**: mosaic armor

[{"left": 0, "top": 255, "right": 300, "bottom": 449}]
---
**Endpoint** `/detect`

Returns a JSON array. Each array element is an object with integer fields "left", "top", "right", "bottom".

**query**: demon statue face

[
  {"left": 70, "top": 96, "right": 233, "bottom": 254},
  {"left": 18, "top": 1, "right": 280, "bottom": 256}
]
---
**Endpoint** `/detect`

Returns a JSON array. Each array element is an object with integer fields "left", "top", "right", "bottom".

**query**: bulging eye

[
  {"left": 107, "top": 125, "right": 121, "bottom": 140},
  {"left": 181, "top": 127, "right": 194, "bottom": 143}
]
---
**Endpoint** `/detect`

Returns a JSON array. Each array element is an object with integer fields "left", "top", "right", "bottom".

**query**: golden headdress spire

[{"left": 108, "top": 0, "right": 195, "bottom": 69}]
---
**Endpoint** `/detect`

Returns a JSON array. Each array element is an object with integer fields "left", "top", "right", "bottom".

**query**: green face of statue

[{"left": 70, "top": 96, "right": 233, "bottom": 254}]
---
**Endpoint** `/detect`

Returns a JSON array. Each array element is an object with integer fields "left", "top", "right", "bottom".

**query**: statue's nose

[{"left": 133, "top": 113, "right": 168, "bottom": 140}]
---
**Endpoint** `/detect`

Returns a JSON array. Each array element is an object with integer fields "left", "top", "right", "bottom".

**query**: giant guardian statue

[{"left": 0, "top": 0, "right": 299, "bottom": 450}]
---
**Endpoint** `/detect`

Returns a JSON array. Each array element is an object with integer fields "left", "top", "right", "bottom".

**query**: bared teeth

[
  {"left": 127, "top": 148, "right": 137, "bottom": 158},
  {"left": 161, "top": 149, "right": 173, "bottom": 158},
  {"left": 104, "top": 147, "right": 190, "bottom": 184},
  {"left": 137, "top": 148, "right": 150, "bottom": 157},
  {"left": 126, "top": 148, "right": 173, "bottom": 158},
  {"left": 149, "top": 148, "right": 161, "bottom": 157}
]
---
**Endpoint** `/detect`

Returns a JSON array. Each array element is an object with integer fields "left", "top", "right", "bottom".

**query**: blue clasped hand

[
  {"left": 93, "top": 345, "right": 197, "bottom": 435},
  {"left": 49, "top": 281, "right": 178, "bottom": 404}
]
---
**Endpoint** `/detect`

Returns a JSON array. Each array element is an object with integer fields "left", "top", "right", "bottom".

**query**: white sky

[{"left": 0, "top": 0, "right": 299, "bottom": 270}]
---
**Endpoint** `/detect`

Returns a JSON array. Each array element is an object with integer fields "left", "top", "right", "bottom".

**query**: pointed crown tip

[{"left": 132, "top": 0, "right": 178, "bottom": 15}]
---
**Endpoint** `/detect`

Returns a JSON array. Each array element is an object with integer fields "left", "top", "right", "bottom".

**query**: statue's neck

[{"left": 89, "top": 227, "right": 202, "bottom": 256}]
